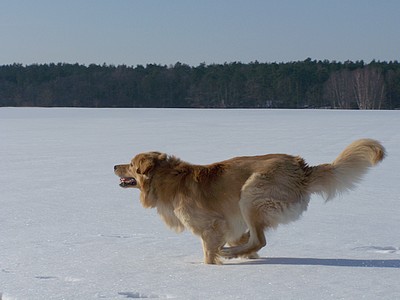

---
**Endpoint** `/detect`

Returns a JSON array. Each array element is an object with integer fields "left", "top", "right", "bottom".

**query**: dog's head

[{"left": 114, "top": 151, "right": 167, "bottom": 190}]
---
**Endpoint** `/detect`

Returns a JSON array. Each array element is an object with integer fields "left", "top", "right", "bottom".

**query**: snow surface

[{"left": 0, "top": 108, "right": 399, "bottom": 300}]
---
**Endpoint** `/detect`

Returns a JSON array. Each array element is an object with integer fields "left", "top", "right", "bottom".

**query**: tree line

[{"left": 1, "top": 59, "right": 400, "bottom": 109}]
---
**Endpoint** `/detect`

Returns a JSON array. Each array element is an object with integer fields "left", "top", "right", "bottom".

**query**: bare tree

[
  {"left": 323, "top": 69, "right": 354, "bottom": 108},
  {"left": 352, "top": 66, "right": 385, "bottom": 109},
  {"left": 323, "top": 66, "right": 385, "bottom": 109}
]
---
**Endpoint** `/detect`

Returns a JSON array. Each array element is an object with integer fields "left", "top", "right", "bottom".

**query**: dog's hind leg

[
  {"left": 221, "top": 173, "right": 271, "bottom": 258},
  {"left": 220, "top": 208, "right": 267, "bottom": 258},
  {"left": 228, "top": 232, "right": 260, "bottom": 259}
]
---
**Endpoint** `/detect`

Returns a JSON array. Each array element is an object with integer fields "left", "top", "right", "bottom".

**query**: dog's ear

[
  {"left": 136, "top": 158, "right": 152, "bottom": 175},
  {"left": 136, "top": 152, "right": 166, "bottom": 175}
]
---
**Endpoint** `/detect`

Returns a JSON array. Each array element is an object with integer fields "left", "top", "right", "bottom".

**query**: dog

[{"left": 114, "top": 139, "right": 385, "bottom": 264}]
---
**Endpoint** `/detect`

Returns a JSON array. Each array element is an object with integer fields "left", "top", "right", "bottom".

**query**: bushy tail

[{"left": 308, "top": 139, "right": 386, "bottom": 201}]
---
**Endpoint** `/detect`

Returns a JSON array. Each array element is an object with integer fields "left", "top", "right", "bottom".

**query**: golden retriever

[{"left": 114, "top": 139, "right": 385, "bottom": 264}]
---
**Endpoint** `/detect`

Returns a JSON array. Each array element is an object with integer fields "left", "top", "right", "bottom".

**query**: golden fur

[{"left": 114, "top": 139, "right": 385, "bottom": 264}]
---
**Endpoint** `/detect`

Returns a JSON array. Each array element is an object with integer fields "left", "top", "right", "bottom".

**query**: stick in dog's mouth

[{"left": 119, "top": 177, "right": 137, "bottom": 187}]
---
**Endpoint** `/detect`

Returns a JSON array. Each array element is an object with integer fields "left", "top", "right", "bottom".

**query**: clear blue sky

[{"left": 1, "top": 0, "right": 399, "bottom": 66}]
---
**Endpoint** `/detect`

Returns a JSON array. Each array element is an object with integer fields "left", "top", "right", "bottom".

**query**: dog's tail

[{"left": 308, "top": 139, "right": 385, "bottom": 201}]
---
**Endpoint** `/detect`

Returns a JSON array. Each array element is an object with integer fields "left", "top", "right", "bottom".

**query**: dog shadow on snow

[{"left": 230, "top": 257, "right": 400, "bottom": 268}]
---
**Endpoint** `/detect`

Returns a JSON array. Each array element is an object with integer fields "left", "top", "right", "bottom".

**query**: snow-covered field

[{"left": 0, "top": 108, "right": 399, "bottom": 300}]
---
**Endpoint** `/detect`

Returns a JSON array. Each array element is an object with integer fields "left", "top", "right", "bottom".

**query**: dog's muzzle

[{"left": 114, "top": 165, "right": 137, "bottom": 188}]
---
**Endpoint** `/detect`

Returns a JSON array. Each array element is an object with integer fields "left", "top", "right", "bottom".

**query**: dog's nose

[{"left": 114, "top": 165, "right": 118, "bottom": 171}]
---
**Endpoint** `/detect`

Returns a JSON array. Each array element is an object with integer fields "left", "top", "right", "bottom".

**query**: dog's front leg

[
  {"left": 201, "top": 238, "right": 222, "bottom": 264},
  {"left": 174, "top": 207, "right": 227, "bottom": 264},
  {"left": 201, "top": 224, "right": 226, "bottom": 265}
]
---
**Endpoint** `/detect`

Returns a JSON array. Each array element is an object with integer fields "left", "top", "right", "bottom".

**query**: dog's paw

[
  {"left": 243, "top": 252, "right": 260, "bottom": 259},
  {"left": 204, "top": 255, "right": 223, "bottom": 265},
  {"left": 220, "top": 247, "right": 238, "bottom": 259}
]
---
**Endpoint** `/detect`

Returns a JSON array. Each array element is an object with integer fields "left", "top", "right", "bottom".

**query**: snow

[{"left": 0, "top": 108, "right": 399, "bottom": 300}]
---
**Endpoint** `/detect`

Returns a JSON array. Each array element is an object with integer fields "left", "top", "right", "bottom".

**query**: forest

[{"left": 1, "top": 59, "right": 400, "bottom": 109}]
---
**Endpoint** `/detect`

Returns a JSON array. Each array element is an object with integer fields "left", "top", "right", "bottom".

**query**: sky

[{"left": 1, "top": 0, "right": 399, "bottom": 66}]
